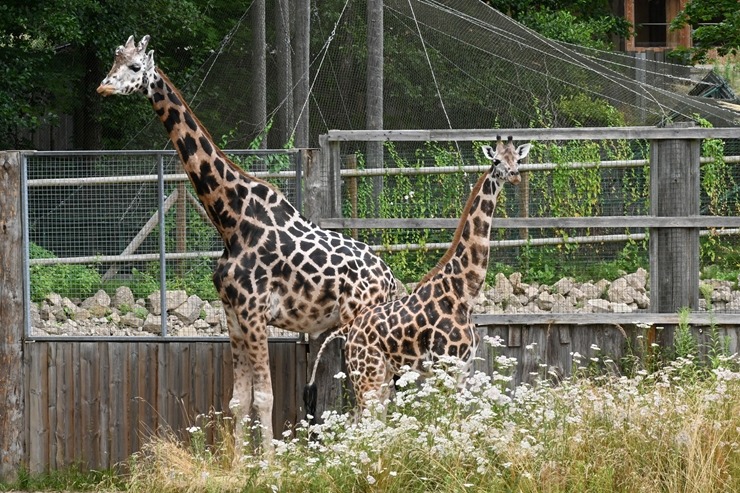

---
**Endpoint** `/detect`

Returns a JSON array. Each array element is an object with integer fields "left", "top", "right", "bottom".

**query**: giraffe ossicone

[
  {"left": 306, "top": 137, "right": 530, "bottom": 413},
  {"left": 98, "top": 35, "right": 402, "bottom": 451}
]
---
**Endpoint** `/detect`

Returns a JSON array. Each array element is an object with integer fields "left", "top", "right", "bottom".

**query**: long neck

[
  {"left": 418, "top": 168, "right": 503, "bottom": 302},
  {"left": 147, "top": 68, "right": 282, "bottom": 240}
]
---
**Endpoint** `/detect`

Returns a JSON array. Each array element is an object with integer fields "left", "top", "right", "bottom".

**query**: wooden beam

[
  {"left": 473, "top": 313, "right": 739, "bottom": 326},
  {"left": 0, "top": 151, "right": 24, "bottom": 482},
  {"left": 320, "top": 216, "right": 740, "bottom": 230},
  {"left": 324, "top": 127, "right": 740, "bottom": 142},
  {"left": 649, "top": 123, "right": 701, "bottom": 347}
]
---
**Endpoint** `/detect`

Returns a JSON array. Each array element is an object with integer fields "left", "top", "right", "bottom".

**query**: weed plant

[{"left": 121, "top": 334, "right": 740, "bottom": 493}]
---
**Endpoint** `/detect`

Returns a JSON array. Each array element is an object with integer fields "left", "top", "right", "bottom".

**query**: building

[{"left": 622, "top": 0, "right": 695, "bottom": 52}]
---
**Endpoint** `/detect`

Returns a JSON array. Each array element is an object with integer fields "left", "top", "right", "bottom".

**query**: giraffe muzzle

[
  {"left": 96, "top": 84, "right": 116, "bottom": 96},
  {"left": 508, "top": 170, "right": 521, "bottom": 185}
]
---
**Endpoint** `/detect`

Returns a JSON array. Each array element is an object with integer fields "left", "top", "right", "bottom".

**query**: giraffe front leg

[
  {"left": 225, "top": 305, "right": 254, "bottom": 450},
  {"left": 234, "top": 310, "right": 275, "bottom": 454},
  {"left": 251, "top": 360, "right": 274, "bottom": 454},
  {"left": 346, "top": 342, "right": 392, "bottom": 418}
]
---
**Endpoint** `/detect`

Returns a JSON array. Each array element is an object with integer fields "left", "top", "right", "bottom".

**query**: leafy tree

[
  {"left": 670, "top": 0, "right": 740, "bottom": 63},
  {"left": 486, "top": 0, "right": 631, "bottom": 49},
  {"left": 0, "top": 0, "right": 247, "bottom": 150}
]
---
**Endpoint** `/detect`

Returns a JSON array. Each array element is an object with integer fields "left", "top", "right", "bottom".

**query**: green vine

[{"left": 694, "top": 116, "right": 739, "bottom": 270}]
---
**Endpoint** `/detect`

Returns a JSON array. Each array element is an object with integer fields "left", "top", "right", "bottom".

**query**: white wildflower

[{"left": 396, "top": 370, "right": 420, "bottom": 388}]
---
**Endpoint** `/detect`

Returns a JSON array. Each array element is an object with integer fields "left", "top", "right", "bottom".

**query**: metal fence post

[
  {"left": 158, "top": 154, "right": 168, "bottom": 337},
  {"left": 0, "top": 151, "right": 25, "bottom": 481},
  {"left": 649, "top": 122, "right": 701, "bottom": 347}
]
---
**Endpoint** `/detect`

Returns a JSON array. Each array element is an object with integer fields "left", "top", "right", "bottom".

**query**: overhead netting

[
  {"left": 126, "top": 0, "right": 740, "bottom": 151},
  {"left": 374, "top": 0, "right": 740, "bottom": 130}
]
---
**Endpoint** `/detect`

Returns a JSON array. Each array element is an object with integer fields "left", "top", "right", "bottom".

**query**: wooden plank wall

[
  {"left": 476, "top": 323, "right": 740, "bottom": 386},
  {"left": 23, "top": 324, "right": 740, "bottom": 473},
  {"left": 24, "top": 340, "right": 307, "bottom": 473}
]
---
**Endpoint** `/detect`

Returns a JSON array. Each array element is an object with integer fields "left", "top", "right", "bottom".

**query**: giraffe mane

[
  {"left": 416, "top": 167, "right": 490, "bottom": 286},
  {"left": 155, "top": 68, "right": 279, "bottom": 192}
]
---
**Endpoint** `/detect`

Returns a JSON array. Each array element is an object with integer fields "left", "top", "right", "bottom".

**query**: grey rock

[
  {"left": 142, "top": 313, "right": 163, "bottom": 334},
  {"left": 553, "top": 278, "right": 576, "bottom": 296},
  {"left": 586, "top": 299, "right": 611, "bottom": 313},
  {"left": 172, "top": 295, "right": 204, "bottom": 324},
  {"left": 147, "top": 290, "right": 188, "bottom": 315},
  {"left": 623, "top": 268, "right": 648, "bottom": 291},
  {"left": 121, "top": 312, "right": 144, "bottom": 328},
  {"left": 112, "top": 286, "right": 135, "bottom": 310}
]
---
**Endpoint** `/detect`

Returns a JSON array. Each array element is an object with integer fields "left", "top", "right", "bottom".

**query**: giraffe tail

[{"left": 303, "top": 325, "right": 350, "bottom": 424}]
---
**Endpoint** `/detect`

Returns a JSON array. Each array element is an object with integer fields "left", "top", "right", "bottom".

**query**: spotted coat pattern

[
  {"left": 98, "top": 36, "right": 400, "bottom": 447},
  {"left": 343, "top": 139, "right": 530, "bottom": 409}
]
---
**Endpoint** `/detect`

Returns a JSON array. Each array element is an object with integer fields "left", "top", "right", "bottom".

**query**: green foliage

[
  {"left": 349, "top": 141, "right": 473, "bottom": 281},
  {"left": 29, "top": 243, "right": 102, "bottom": 301},
  {"left": 670, "top": 0, "right": 740, "bottom": 63},
  {"left": 694, "top": 116, "right": 740, "bottom": 268},
  {"left": 518, "top": 8, "right": 625, "bottom": 50},
  {"left": 0, "top": 465, "right": 122, "bottom": 492},
  {"left": 674, "top": 308, "right": 699, "bottom": 360},
  {"left": 129, "top": 259, "right": 219, "bottom": 302},
  {"left": 0, "top": 0, "right": 248, "bottom": 149},
  {"left": 556, "top": 94, "right": 626, "bottom": 127},
  {"left": 487, "top": 0, "right": 631, "bottom": 48}
]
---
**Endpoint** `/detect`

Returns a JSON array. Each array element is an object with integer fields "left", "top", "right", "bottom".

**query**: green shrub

[{"left": 29, "top": 243, "right": 101, "bottom": 301}]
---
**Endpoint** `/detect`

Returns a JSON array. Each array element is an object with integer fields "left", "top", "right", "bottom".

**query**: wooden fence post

[
  {"left": 0, "top": 151, "right": 25, "bottom": 481},
  {"left": 345, "top": 154, "right": 359, "bottom": 238},
  {"left": 649, "top": 123, "right": 700, "bottom": 347},
  {"left": 302, "top": 142, "right": 345, "bottom": 420}
]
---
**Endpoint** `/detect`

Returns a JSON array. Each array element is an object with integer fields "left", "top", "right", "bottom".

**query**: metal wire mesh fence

[
  {"left": 327, "top": 132, "right": 740, "bottom": 318},
  {"left": 22, "top": 135, "right": 740, "bottom": 339},
  {"left": 24, "top": 149, "right": 301, "bottom": 338}
]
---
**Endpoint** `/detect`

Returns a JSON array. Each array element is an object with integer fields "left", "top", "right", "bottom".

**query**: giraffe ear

[
  {"left": 516, "top": 143, "right": 531, "bottom": 160},
  {"left": 481, "top": 145, "right": 496, "bottom": 161},
  {"left": 146, "top": 50, "right": 155, "bottom": 69},
  {"left": 125, "top": 35, "right": 135, "bottom": 49},
  {"left": 138, "top": 35, "right": 150, "bottom": 52}
]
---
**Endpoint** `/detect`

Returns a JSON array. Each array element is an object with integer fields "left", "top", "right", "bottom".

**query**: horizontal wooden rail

[
  {"left": 336, "top": 155, "right": 740, "bottom": 178},
  {"left": 320, "top": 216, "right": 740, "bottom": 230},
  {"left": 473, "top": 312, "right": 740, "bottom": 326},
  {"left": 325, "top": 126, "right": 740, "bottom": 142}
]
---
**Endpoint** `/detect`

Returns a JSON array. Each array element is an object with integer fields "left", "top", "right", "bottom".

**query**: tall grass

[{"left": 123, "top": 335, "right": 740, "bottom": 493}]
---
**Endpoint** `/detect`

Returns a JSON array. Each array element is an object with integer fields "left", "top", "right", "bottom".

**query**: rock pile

[
  {"left": 33, "top": 286, "right": 227, "bottom": 337},
  {"left": 31, "top": 268, "right": 740, "bottom": 337}
]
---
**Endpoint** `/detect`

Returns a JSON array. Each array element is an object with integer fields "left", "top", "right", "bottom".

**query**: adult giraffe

[
  {"left": 98, "top": 35, "right": 400, "bottom": 449},
  {"left": 306, "top": 137, "right": 529, "bottom": 412}
]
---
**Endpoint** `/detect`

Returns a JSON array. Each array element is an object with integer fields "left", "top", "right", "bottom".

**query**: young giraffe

[
  {"left": 97, "top": 35, "right": 401, "bottom": 448},
  {"left": 306, "top": 137, "right": 529, "bottom": 412}
]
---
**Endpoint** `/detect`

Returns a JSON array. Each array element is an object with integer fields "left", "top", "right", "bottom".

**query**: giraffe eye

[
  {"left": 493, "top": 159, "right": 501, "bottom": 165},
  {"left": 129, "top": 63, "right": 141, "bottom": 72}
]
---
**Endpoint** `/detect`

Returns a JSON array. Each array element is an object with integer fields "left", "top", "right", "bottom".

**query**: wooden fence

[
  {"left": 3, "top": 125, "right": 740, "bottom": 478},
  {"left": 22, "top": 339, "right": 306, "bottom": 474}
]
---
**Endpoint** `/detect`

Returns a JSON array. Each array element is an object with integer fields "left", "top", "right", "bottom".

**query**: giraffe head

[
  {"left": 97, "top": 35, "right": 155, "bottom": 97},
  {"left": 480, "top": 136, "right": 530, "bottom": 186}
]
